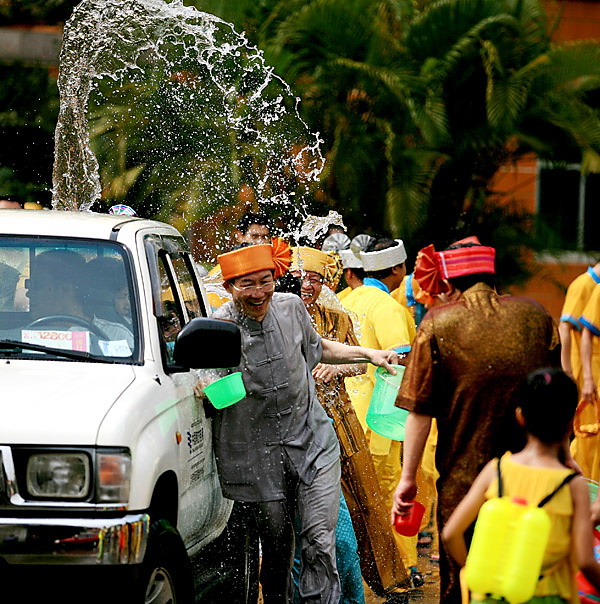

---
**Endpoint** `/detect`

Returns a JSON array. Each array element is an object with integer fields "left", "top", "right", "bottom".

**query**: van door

[{"left": 145, "top": 235, "right": 230, "bottom": 551}]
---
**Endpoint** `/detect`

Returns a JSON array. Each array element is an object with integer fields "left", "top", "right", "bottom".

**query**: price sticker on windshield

[{"left": 21, "top": 330, "right": 90, "bottom": 352}]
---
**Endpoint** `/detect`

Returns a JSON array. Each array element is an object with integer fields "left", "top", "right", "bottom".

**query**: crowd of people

[
  {"left": 5, "top": 194, "right": 600, "bottom": 604},
  {"left": 196, "top": 210, "right": 600, "bottom": 604}
]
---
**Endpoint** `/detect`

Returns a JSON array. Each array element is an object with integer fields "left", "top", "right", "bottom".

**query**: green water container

[
  {"left": 584, "top": 479, "right": 600, "bottom": 530},
  {"left": 585, "top": 478, "right": 599, "bottom": 503},
  {"left": 366, "top": 365, "right": 408, "bottom": 440},
  {"left": 203, "top": 372, "right": 246, "bottom": 409}
]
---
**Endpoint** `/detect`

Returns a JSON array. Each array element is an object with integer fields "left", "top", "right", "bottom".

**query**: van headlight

[
  {"left": 96, "top": 451, "right": 131, "bottom": 503},
  {"left": 27, "top": 453, "right": 90, "bottom": 499},
  {"left": 22, "top": 448, "right": 131, "bottom": 503}
]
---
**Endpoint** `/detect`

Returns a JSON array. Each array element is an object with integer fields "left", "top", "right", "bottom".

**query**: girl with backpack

[{"left": 442, "top": 367, "right": 600, "bottom": 603}]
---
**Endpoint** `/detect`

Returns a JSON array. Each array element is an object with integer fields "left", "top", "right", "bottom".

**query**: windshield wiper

[{"left": 0, "top": 339, "right": 112, "bottom": 363}]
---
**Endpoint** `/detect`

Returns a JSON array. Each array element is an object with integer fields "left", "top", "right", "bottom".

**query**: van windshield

[{"left": 0, "top": 237, "right": 139, "bottom": 363}]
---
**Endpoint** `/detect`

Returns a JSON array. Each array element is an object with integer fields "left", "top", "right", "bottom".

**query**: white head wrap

[
  {"left": 350, "top": 234, "right": 374, "bottom": 256},
  {"left": 360, "top": 239, "right": 407, "bottom": 271},
  {"left": 338, "top": 249, "right": 363, "bottom": 269},
  {"left": 321, "top": 232, "right": 351, "bottom": 252}
]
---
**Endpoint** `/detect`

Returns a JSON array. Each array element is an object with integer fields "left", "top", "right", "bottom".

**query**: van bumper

[{"left": 0, "top": 513, "right": 149, "bottom": 565}]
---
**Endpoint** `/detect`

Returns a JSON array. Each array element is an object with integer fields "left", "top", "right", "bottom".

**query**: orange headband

[
  {"left": 218, "top": 237, "right": 291, "bottom": 281},
  {"left": 414, "top": 237, "right": 495, "bottom": 295}
]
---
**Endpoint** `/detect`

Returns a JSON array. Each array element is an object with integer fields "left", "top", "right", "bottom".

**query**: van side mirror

[{"left": 174, "top": 318, "right": 241, "bottom": 369}]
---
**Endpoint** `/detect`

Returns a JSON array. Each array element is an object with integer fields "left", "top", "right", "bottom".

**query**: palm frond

[
  {"left": 272, "top": 0, "right": 374, "bottom": 62},
  {"left": 434, "top": 14, "right": 521, "bottom": 81},
  {"left": 526, "top": 42, "right": 600, "bottom": 94},
  {"left": 582, "top": 148, "right": 600, "bottom": 176},
  {"left": 406, "top": 0, "right": 518, "bottom": 61},
  {"left": 332, "top": 57, "right": 424, "bottom": 106},
  {"left": 481, "top": 40, "right": 529, "bottom": 130}
]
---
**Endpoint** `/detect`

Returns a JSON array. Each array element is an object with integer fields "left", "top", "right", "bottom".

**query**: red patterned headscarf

[{"left": 414, "top": 237, "right": 495, "bottom": 295}]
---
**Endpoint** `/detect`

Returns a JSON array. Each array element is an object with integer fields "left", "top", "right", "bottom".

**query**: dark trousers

[{"left": 243, "top": 457, "right": 341, "bottom": 604}]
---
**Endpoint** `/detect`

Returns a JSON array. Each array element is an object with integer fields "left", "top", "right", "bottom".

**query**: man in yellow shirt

[
  {"left": 559, "top": 261, "right": 600, "bottom": 384},
  {"left": 337, "top": 248, "right": 365, "bottom": 302},
  {"left": 559, "top": 261, "right": 600, "bottom": 481},
  {"left": 341, "top": 237, "right": 423, "bottom": 587},
  {"left": 573, "top": 280, "right": 600, "bottom": 481}
]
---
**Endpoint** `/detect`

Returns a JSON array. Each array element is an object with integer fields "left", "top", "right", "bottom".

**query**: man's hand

[
  {"left": 391, "top": 474, "right": 418, "bottom": 520},
  {"left": 320, "top": 339, "right": 399, "bottom": 369},
  {"left": 582, "top": 377, "right": 598, "bottom": 403},
  {"left": 312, "top": 363, "right": 338, "bottom": 383},
  {"left": 193, "top": 371, "right": 221, "bottom": 400},
  {"left": 193, "top": 381, "right": 208, "bottom": 400},
  {"left": 367, "top": 349, "right": 399, "bottom": 373}
]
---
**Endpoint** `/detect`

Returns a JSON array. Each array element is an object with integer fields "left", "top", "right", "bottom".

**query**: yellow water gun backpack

[{"left": 465, "top": 457, "right": 578, "bottom": 604}]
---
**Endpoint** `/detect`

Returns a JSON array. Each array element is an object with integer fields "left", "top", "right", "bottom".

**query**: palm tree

[
  {"left": 192, "top": 0, "right": 600, "bottom": 283},
  {"left": 88, "top": 0, "right": 600, "bottom": 278}
]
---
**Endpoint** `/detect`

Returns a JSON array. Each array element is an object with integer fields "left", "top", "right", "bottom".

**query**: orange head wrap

[{"left": 218, "top": 237, "right": 291, "bottom": 281}]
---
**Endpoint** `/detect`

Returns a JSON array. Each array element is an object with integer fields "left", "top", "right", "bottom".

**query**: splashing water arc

[{"left": 52, "top": 0, "right": 324, "bottom": 216}]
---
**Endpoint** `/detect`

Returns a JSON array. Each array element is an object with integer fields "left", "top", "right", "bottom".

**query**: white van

[{"left": 0, "top": 210, "right": 249, "bottom": 603}]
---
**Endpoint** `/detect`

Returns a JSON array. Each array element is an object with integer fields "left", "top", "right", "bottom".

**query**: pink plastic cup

[{"left": 394, "top": 501, "right": 425, "bottom": 536}]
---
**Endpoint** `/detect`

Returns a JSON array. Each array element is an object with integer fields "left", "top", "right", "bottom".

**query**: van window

[
  {"left": 156, "top": 254, "right": 182, "bottom": 365},
  {"left": 0, "top": 237, "right": 139, "bottom": 362},
  {"left": 170, "top": 255, "right": 204, "bottom": 320}
]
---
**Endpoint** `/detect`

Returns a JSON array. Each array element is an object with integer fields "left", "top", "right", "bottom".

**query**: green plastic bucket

[
  {"left": 585, "top": 478, "right": 599, "bottom": 504},
  {"left": 366, "top": 365, "right": 408, "bottom": 441},
  {"left": 203, "top": 372, "right": 246, "bottom": 409}
]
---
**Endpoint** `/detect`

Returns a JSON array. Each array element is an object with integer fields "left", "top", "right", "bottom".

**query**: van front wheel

[{"left": 137, "top": 519, "right": 193, "bottom": 604}]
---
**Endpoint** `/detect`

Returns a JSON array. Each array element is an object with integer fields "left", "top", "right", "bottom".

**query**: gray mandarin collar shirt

[{"left": 211, "top": 293, "right": 340, "bottom": 501}]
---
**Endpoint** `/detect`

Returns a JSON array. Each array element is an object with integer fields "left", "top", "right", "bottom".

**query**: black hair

[
  {"left": 275, "top": 272, "right": 302, "bottom": 297},
  {"left": 231, "top": 242, "right": 253, "bottom": 251},
  {"left": 364, "top": 237, "right": 403, "bottom": 279},
  {"left": 444, "top": 240, "right": 496, "bottom": 291},
  {"left": 326, "top": 224, "right": 345, "bottom": 235},
  {"left": 345, "top": 267, "right": 366, "bottom": 280},
  {"left": 448, "top": 273, "right": 496, "bottom": 292},
  {"left": 297, "top": 235, "right": 313, "bottom": 247},
  {"left": 31, "top": 249, "right": 87, "bottom": 302},
  {"left": 519, "top": 368, "right": 578, "bottom": 445},
  {"left": 236, "top": 212, "right": 270, "bottom": 234}
]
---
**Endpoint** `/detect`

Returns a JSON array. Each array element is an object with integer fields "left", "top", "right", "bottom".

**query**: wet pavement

[
  {"left": 364, "top": 546, "right": 440, "bottom": 604},
  {"left": 255, "top": 544, "right": 441, "bottom": 603}
]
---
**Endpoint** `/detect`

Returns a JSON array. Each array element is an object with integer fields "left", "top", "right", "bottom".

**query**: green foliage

[
  {"left": 0, "top": 0, "right": 79, "bottom": 24},
  {"left": 0, "top": 63, "right": 57, "bottom": 203},
  {"left": 191, "top": 0, "right": 600, "bottom": 280},
  {"left": 0, "top": 166, "right": 50, "bottom": 203},
  {"left": 4, "top": 0, "right": 599, "bottom": 284},
  {"left": 0, "top": 63, "right": 58, "bottom": 130}
]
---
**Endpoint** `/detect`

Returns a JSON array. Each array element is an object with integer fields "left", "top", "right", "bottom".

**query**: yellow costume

[
  {"left": 309, "top": 303, "right": 409, "bottom": 594},
  {"left": 391, "top": 277, "right": 409, "bottom": 308},
  {"left": 341, "top": 284, "right": 421, "bottom": 567},
  {"left": 342, "top": 285, "right": 415, "bottom": 450},
  {"left": 337, "top": 285, "right": 353, "bottom": 302},
  {"left": 572, "top": 285, "right": 600, "bottom": 481},
  {"left": 292, "top": 246, "right": 410, "bottom": 593},
  {"left": 391, "top": 274, "right": 432, "bottom": 327},
  {"left": 560, "top": 268, "right": 600, "bottom": 386},
  {"left": 484, "top": 454, "right": 578, "bottom": 604},
  {"left": 202, "top": 265, "right": 231, "bottom": 310}
]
